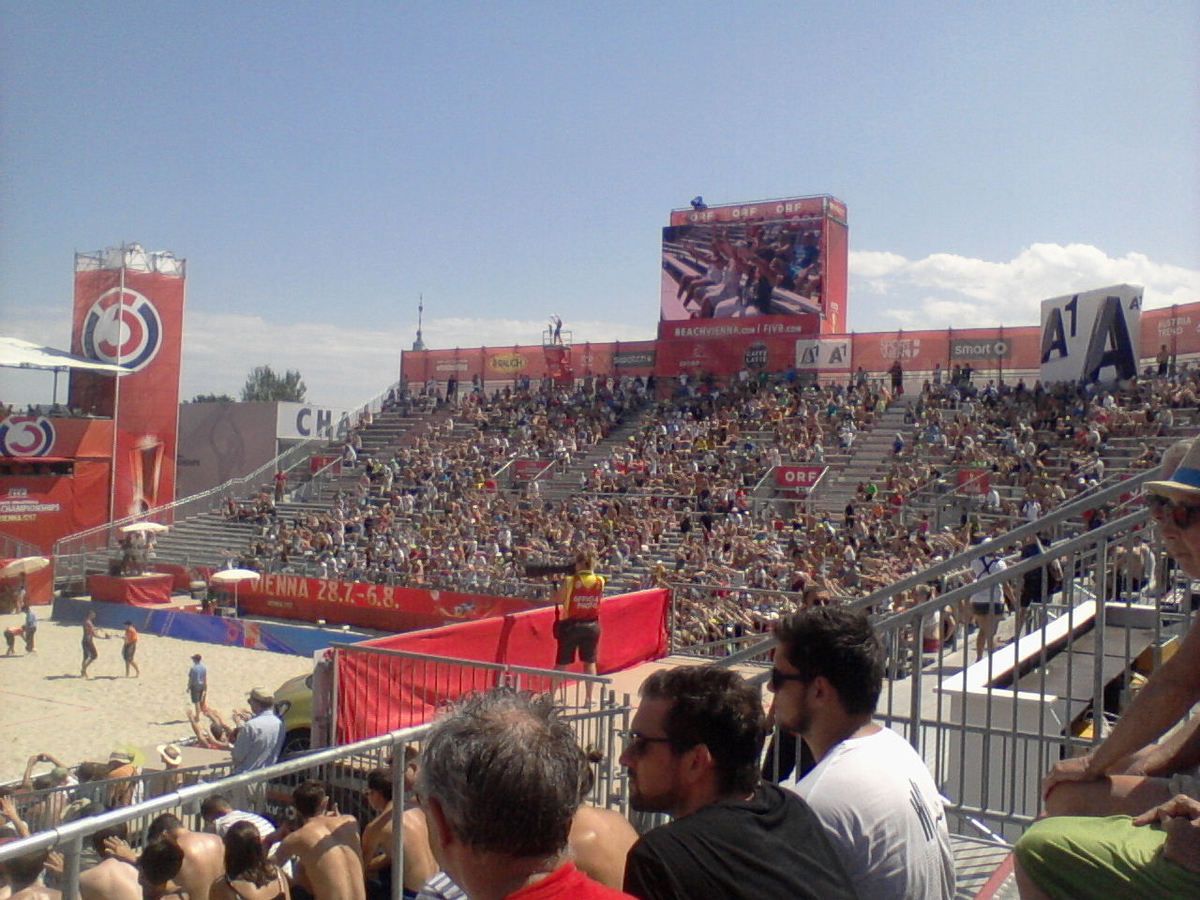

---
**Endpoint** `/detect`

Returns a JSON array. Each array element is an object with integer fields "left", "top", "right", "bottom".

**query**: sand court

[{"left": 0, "top": 612, "right": 312, "bottom": 779}]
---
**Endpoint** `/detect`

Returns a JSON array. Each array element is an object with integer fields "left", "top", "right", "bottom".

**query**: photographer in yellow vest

[{"left": 555, "top": 549, "right": 605, "bottom": 705}]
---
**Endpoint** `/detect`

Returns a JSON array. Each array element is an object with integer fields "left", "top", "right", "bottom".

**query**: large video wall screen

[{"left": 657, "top": 195, "right": 844, "bottom": 326}]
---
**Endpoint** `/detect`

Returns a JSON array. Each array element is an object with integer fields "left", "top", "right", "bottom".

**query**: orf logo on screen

[
  {"left": 82, "top": 287, "right": 163, "bottom": 371},
  {"left": 0, "top": 415, "right": 56, "bottom": 457}
]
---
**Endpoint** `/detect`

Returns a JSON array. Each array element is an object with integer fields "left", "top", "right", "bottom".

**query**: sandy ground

[{"left": 0, "top": 612, "right": 312, "bottom": 780}]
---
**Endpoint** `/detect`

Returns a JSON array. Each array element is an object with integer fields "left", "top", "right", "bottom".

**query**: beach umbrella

[
  {"left": 209, "top": 569, "right": 261, "bottom": 617},
  {"left": 209, "top": 568, "right": 262, "bottom": 585},
  {"left": 0, "top": 557, "right": 50, "bottom": 577},
  {"left": 120, "top": 522, "right": 170, "bottom": 535}
]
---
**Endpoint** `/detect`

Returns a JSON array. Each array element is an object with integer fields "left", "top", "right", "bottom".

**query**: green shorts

[{"left": 1016, "top": 815, "right": 1200, "bottom": 899}]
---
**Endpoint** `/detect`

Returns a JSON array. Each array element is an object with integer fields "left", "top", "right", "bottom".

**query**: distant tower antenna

[{"left": 412, "top": 294, "right": 426, "bottom": 351}]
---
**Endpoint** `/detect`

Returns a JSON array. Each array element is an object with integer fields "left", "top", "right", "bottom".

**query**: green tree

[
  {"left": 240, "top": 366, "right": 307, "bottom": 402},
  {"left": 190, "top": 393, "right": 234, "bottom": 403}
]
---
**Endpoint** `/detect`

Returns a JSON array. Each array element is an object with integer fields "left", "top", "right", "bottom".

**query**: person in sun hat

[
  {"left": 1015, "top": 437, "right": 1200, "bottom": 898},
  {"left": 230, "top": 687, "right": 284, "bottom": 774},
  {"left": 155, "top": 743, "right": 185, "bottom": 794}
]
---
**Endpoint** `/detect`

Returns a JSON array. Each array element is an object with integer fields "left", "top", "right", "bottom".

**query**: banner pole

[{"left": 107, "top": 246, "right": 126, "bottom": 527}]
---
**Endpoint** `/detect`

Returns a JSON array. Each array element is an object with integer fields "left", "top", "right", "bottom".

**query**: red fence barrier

[{"left": 335, "top": 588, "right": 669, "bottom": 742}]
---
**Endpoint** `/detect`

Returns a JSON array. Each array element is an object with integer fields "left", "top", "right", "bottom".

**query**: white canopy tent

[
  {"left": 0, "top": 336, "right": 128, "bottom": 409},
  {"left": 0, "top": 336, "right": 129, "bottom": 375}
]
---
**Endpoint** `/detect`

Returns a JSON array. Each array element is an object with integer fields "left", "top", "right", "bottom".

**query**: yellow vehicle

[{"left": 272, "top": 673, "right": 313, "bottom": 758}]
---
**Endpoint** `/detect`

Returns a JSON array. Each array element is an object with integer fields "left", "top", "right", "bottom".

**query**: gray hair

[{"left": 417, "top": 690, "right": 587, "bottom": 858}]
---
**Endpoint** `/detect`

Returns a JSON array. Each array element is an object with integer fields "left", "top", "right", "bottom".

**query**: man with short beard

[
  {"left": 619, "top": 667, "right": 853, "bottom": 900},
  {"left": 772, "top": 607, "right": 954, "bottom": 900}
]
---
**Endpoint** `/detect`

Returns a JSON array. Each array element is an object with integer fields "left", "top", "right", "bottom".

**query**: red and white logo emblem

[
  {"left": 0, "top": 415, "right": 56, "bottom": 457},
  {"left": 82, "top": 287, "right": 163, "bottom": 371}
]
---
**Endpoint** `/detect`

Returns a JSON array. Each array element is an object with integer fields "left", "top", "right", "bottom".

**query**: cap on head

[
  {"left": 49, "top": 766, "right": 70, "bottom": 783},
  {"left": 108, "top": 751, "right": 133, "bottom": 765},
  {"left": 248, "top": 687, "right": 274, "bottom": 706}
]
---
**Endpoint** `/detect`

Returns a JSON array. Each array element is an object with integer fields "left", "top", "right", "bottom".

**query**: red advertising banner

[
  {"left": 774, "top": 465, "right": 828, "bottom": 490},
  {"left": 69, "top": 253, "right": 186, "bottom": 520},
  {"left": 668, "top": 196, "right": 829, "bottom": 227},
  {"left": 400, "top": 301, "right": 1200, "bottom": 387},
  {"left": 337, "top": 588, "right": 669, "bottom": 741},
  {"left": 957, "top": 468, "right": 991, "bottom": 496},
  {"left": 235, "top": 573, "right": 537, "bottom": 633},
  {"left": 512, "top": 459, "right": 549, "bottom": 481},
  {"left": 309, "top": 455, "right": 340, "bottom": 475},
  {"left": 401, "top": 340, "right": 658, "bottom": 385},
  {"left": 1141, "top": 305, "right": 1200, "bottom": 359},
  {"left": 822, "top": 218, "right": 849, "bottom": 334},
  {"left": 0, "top": 418, "right": 114, "bottom": 552}
]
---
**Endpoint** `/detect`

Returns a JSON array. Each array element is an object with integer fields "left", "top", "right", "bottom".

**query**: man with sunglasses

[
  {"left": 771, "top": 607, "right": 955, "bottom": 900},
  {"left": 1016, "top": 438, "right": 1200, "bottom": 898},
  {"left": 619, "top": 667, "right": 854, "bottom": 900}
]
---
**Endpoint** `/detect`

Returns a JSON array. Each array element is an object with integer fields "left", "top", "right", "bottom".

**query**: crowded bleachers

[{"left": 157, "top": 365, "right": 1200, "bottom": 650}]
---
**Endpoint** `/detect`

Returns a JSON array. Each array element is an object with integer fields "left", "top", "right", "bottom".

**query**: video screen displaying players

[{"left": 660, "top": 217, "right": 825, "bottom": 321}]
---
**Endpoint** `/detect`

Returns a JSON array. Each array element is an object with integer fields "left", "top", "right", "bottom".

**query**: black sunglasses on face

[
  {"left": 1147, "top": 495, "right": 1200, "bottom": 529},
  {"left": 769, "top": 667, "right": 808, "bottom": 691},
  {"left": 618, "top": 729, "right": 673, "bottom": 756}
]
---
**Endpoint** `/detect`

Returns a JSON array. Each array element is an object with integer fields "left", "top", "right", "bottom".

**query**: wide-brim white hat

[{"left": 1145, "top": 438, "right": 1200, "bottom": 502}]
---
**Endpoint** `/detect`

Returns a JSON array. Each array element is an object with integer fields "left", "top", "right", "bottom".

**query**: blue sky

[{"left": 2, "top": 2, "right": 1197, "bottom": 408}]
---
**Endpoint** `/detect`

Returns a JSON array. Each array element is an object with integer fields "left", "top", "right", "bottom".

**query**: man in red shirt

[{"left": 417, "top": 690, "right": 634, "bottom": 900}]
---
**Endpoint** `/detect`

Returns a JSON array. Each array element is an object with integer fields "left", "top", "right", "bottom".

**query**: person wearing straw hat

[
  {"left": 1016, "top": 438, "right": 1200, "bottom": 898},
  {"left": 157, "top": 743, "right": 184, "bottom": 793},
  {"left": 231, "top": 687, "right": 284, "bottom": 774}
]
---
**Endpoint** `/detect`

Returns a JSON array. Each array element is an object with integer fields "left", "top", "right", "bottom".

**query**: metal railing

[
  {"left": 3, "top": 761, "right": 234, "bottom": 835},
  {"left": 0, "top": 698, "right": 630, "bottom": 900},
  {"left": 672, "top": 465, "right": 1183, "bottom": 840}
]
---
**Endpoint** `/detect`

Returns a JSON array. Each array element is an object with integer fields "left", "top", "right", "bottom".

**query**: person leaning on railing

[{"left": 1014, "top": 437, "right": 1200, "bottom": 898}]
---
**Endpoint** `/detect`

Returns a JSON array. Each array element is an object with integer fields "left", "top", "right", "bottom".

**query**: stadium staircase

[
  {"left": 806, "top": 399, "right": 918, "bottom": 517},
  {"left": 535, "top": 409, "right": 657, "bottom": 502},
  {"left": 149, "top": 406, "right": 443, "bottom": 571}
]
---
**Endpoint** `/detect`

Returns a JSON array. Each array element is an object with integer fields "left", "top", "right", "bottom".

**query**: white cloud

[
  {"left": 0, "top": 310, "right": 653, "bottom": 411},
  {"left": 850, "top": 242, "right": 1200, "bottom": 329},
  {"left": 2, "top": 242, "right": 1195, "bottom": 410}
]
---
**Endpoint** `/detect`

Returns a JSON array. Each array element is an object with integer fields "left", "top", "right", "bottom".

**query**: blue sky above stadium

[{"left": 1, "top": 2, "right": 1197, "bottom": 408}]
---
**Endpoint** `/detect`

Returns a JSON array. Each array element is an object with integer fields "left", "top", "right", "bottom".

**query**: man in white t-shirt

[{"left": 771, "top": 606, "right": 955, "bottom": 900}]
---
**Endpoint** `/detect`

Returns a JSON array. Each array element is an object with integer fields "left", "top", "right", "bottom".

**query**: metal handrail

[{"left": 692, "top": 464, "right": 1161, "bottom": 663}]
